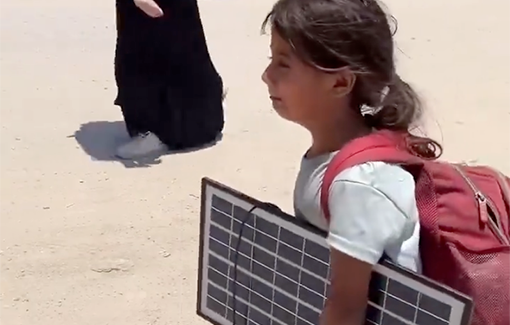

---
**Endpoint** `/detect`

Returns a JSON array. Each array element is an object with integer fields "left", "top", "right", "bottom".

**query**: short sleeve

[{"left": 325, "top": 162, "right": 417, "bottom": 265}]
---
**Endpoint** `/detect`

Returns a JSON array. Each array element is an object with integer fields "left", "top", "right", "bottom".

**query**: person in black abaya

[{"left": 114, "top": 0, "right": 224, "bottom": 159}]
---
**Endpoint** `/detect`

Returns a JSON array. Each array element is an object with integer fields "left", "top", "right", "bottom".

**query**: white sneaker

[{"left": 115, "top": 132, "right": 167, "bottom": 159}]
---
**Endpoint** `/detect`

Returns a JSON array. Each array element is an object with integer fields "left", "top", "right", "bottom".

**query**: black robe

[{"left": 114, "top": 0, "right": 224, "bottom": 150}]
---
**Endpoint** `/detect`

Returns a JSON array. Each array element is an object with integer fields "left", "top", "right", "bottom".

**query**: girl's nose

[{"left": 261, "top": 67, "right": 269, "bottom": 85}]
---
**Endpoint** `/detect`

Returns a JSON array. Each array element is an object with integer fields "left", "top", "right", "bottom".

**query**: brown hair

[{"left": 262, "top": 0, "right": 442, "bottom": 159}]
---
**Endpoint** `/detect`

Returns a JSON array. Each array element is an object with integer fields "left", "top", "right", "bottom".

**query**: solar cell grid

[{"left": 197, "top": 178, "right": 473, "bottom": 325}]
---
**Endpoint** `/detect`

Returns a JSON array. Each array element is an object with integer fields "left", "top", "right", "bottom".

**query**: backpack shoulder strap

[{"left": 320, "top": 131, "right": 423, "bottom": 222}]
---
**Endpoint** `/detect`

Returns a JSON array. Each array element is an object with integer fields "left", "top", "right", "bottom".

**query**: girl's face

[{"left": 262, "top": 31, "right": 335, "bottom": 128}]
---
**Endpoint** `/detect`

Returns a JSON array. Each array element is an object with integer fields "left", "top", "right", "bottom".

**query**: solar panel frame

[{"left": 197, "top": 177, "right": 473, "bottom": 325}]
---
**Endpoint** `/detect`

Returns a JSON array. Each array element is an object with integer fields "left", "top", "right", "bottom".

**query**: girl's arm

[
  {"left": 320, "top": 249, "right": 373, "bottom": 325},
  {"left": 319, "top": 162, "right": 417, "bottom": 325}
]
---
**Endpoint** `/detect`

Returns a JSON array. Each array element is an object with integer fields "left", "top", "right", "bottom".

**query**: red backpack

[{"left": 320, "top": 130, "right": 510, "bottom": 325}]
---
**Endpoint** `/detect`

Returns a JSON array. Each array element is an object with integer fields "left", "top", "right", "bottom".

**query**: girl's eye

[
  {"left": 268, "top": 56, "right": 290, "bottom": 69},
  {"left": 278, "top": 61, "right": 290, "bottom": 68},
  {"left": 269, "top": 57, "right": 290, "bottom": 68}
]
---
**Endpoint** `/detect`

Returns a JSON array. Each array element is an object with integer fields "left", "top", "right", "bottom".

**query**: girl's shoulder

[
  {"left": 334, "top": 160, "right": 413, "bottom": 188},
  {"left": 331, "top": 161, "right": 417, "bottom": 220},
  {"left": 298, "top": 152, "right": 415, "bottom": 199}
]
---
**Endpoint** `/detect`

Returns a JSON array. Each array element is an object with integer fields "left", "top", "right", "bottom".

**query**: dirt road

[{"left": 1, "top": 0, "right": 508, "bottom": 324}]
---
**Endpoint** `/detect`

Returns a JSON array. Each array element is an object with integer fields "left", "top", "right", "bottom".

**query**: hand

[{"left": 133, "top": 0, "right": 164, "bottom": 18}]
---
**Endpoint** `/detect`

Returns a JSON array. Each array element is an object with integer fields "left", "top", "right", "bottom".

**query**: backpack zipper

[
  {"left": 475, "top": 193, "right": 509, "bottom": 246},
  {"left": 453, "top": 164, "right": 510, "bottom": 246}
]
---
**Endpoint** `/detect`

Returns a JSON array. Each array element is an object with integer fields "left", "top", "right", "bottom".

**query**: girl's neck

[{"left": 306, "top": 117, "right": 372, "bottom": 158}]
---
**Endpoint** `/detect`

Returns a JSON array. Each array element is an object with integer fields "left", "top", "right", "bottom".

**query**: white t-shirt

[{"left": 293, "top": 152, "right": 422, "bottom": 273}]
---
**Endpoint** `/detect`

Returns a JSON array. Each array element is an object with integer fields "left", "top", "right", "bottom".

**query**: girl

[
  {"left": 114, "top": 0, "right": 224, "bottom": 159},
  {"left": 262, "top": 0, "right": 433, "bottom": 324}
]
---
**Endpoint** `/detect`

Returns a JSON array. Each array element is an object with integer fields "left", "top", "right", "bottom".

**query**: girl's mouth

[{"left": 270, "top": 96, "right": 281, "bottom": 101}]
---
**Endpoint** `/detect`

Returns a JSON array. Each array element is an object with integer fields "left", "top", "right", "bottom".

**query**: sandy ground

[{"left": 0, "top": 0, "right": 508, "bottom": 324}]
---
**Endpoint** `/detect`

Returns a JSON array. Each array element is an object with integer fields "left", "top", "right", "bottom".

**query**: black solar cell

[{"left": 197, "top": 178, "right": 473, "bottom": 325}]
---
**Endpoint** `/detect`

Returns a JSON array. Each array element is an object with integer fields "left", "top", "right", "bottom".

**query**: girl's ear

[{"left": 330, "top": 67, "right": 356, "bottom": 98}]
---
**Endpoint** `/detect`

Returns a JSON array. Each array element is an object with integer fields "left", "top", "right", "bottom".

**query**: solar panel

[{"left": 197, "top": 177, "right": 473, "bottom": 325}]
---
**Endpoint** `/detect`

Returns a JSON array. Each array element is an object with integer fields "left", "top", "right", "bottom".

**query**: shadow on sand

[{"left": 72, "top": 121, "right": 221, "bottom": 168}]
